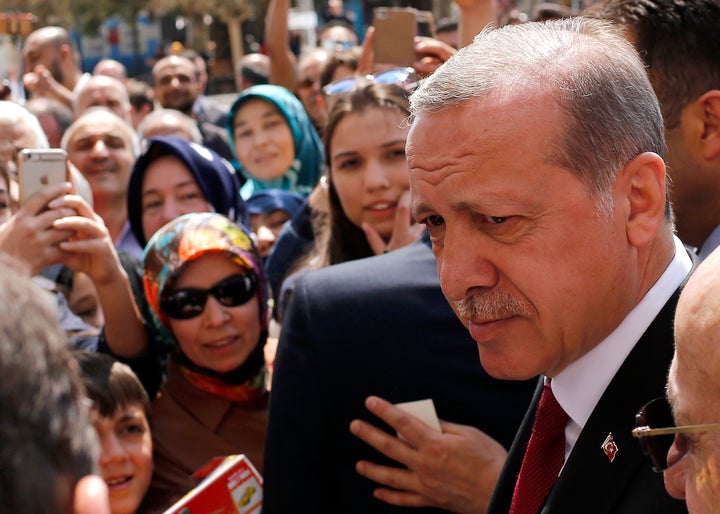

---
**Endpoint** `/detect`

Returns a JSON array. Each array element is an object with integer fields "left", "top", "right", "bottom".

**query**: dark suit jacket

[
  {"left": 263, "top": 236, "right": 537, "bottom": 514},
  {"left": 195, "top": 95, "right": 229, "bottom": 128},
  {"left": 487, "top": 289, "right": 688, "bottom": 514}
]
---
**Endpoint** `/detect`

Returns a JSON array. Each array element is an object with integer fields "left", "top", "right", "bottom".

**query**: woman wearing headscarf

[
  {"left": 99, "top": 136, "right": 249, "bottom": 397},
  {"left": 227, "top": 84, "right": 324, "bottom": 199},
  {"left": 128, "top": 135, "right": 248, "bottom": 249},
  {"left": 141, "top": 212, "right": 268, "bottom": 512}
]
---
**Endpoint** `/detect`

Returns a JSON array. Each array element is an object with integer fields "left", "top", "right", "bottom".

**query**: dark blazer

[
  {"left": 263, "top": 235, "right": 537, "bottom": 514},
  {"left": 195, "top": 95, "right": 229, "bottom": 128},
  {"left": 487, "top": 289, "right": 688, "bottom": 514}
]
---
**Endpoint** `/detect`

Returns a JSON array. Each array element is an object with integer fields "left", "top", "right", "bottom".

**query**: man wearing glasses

[{"left": 632, "top": 247, "right": 720, "bottom": 514}]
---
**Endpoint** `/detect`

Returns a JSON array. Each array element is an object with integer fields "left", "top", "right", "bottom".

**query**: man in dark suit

[
  {"left": 349, "top": 18, "right": 690, "bottom": 514},
  {"left": 262, "top": 234, "right": 537, "bottom": 513}
]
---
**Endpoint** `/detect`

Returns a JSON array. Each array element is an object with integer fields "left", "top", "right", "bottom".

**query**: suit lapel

[{"left": 545, "top": 290, "right": 680, "bottom": 513}]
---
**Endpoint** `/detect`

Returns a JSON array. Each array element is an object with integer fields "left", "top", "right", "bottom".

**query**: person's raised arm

[
  {"left": 265, "top": 0, "right": 299, "bottom": 90},
  {"left": 350, "top": 395, "right": 507, "bottom": 514},
  {"left": 455, "top": 0, "right": 497, "bottom": 48},
  {"left": 50, "top": 194, "right": 148, "bottom": 358},
  {"left": 23, "top": 65, "right": 74, "bottom": 110}
]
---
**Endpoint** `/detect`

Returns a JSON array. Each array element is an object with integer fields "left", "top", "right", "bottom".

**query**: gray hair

[
  {"left": 0, "top": 101, "right": 50, "bottom": 148},
  {"left": 410, "top": 17, "right": 668, "bottom": 217}
]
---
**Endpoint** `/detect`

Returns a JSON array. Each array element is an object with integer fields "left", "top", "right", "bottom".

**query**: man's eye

[
  {"left": 424, "top": 215, "right": 444, "bottom": 227},
  {"left": 487, "top": 216, "right": 509, "bottom": 224}
]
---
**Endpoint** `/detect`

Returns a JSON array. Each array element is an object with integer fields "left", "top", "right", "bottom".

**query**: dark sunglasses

[
  {"left": 160, "top": 273, "right": 258, "bottom": 320},
  {"left": 322, "top": 67, "right": 419, "bottom": 96},
  {"left": 632, "top": 397, "right": 720, "bottom": 472}
]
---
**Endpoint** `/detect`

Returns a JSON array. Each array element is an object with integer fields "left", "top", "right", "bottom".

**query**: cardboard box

[{"left": 162, "top": 454, "right": 263, "bottom": 514}]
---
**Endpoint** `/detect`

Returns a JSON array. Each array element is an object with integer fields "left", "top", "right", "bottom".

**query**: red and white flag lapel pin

[{"left": 601, "top": 432, "right": 619, "bottom": 463}]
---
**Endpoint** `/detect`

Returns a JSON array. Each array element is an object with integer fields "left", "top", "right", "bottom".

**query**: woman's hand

[
  {"left": 52, "top": 194, "right": 148, "bottom": 358},
  {"left": 362, "top": 190, "right": 424, "bottom": 255},
  {"left": 50, "top": 194, "right": 124, "bottom": 286}
]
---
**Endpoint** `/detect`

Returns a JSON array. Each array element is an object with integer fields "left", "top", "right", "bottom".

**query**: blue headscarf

[
  {"left": 128, "top": 135, "right": 249, "bottom": 248},
  {"left": 227, "top": 84, "right": 323, "bottom": 199},
  {"left": 246, "top": 189, "right": 305, "bottom": 218}
]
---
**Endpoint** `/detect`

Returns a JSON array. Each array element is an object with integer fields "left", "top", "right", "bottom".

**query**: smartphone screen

[{"left": 18, "top": 148, "right": 68, "bottom": 205}]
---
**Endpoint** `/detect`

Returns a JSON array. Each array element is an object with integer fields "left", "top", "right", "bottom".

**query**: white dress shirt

[{"left": 551, "top": 235, "right": 692, "bottom": 461}]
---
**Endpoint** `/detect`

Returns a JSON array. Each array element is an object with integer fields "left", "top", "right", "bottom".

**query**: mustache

[{"left": 451, "top": 290, "right": 533, "bottom": 321}]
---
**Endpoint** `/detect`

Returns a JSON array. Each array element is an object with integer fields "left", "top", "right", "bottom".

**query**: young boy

[{"left": 74, "top": 351, "right": 153, "bottom": 514}]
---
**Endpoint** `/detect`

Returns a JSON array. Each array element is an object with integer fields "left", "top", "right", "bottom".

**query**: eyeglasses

[
  {"left": 160, "top": 273, "right": 258, "bottom": 320},
  {"left": 632, "top": 397, "right": 720, "bottom": 472},
  {"left": 322, "top": 67, "right": 419, "bottom": 96}
]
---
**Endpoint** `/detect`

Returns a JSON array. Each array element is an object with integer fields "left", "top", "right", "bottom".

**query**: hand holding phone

[
  {"left": 18, "top": 148, "right": 69, "bottom": 205},
  {"left": 373, "top": 7, "right": 418, "bottom": 68}
]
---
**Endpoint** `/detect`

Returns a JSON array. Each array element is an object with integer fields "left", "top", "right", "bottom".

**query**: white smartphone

[{"left": 18, "top": 148, "right": 68, "bottom": 205}]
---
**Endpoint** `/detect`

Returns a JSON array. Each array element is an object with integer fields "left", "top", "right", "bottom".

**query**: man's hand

[
  {"left": 350, "top": 395, "right": 507, "bottom": 514},
  {"left": 413, "top": 37, "right": 458, "bottom": 76},
  {"left": 23, "top": 65, "right": 74, "bottom": 108}
]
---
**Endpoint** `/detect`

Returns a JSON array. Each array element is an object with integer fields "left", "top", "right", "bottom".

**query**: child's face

[{"left": 92, "top": 404, "right": 153, "bottom": 514}]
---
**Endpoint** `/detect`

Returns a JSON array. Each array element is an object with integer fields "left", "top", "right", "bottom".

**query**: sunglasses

[
  {"left": 322, "top": 67, "right": 419, "bottom": 96},
  {"left": 632, "top": 397, "right": 720, "bottom": 472},
  {"left": 160, "top": 273, "right": 258, "bottom": 320}
]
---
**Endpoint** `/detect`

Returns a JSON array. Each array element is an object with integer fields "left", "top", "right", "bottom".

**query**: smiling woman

[
  {"left": 139, "top": 212, "right": 269, "bottom": 512},
  {"left": 226, "top": 84, "right": 324, "bottom": 199}
]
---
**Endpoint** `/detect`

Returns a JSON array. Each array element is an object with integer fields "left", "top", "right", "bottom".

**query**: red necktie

[{"left": 510, "top": 381, "right": 568, "bottom": 514}]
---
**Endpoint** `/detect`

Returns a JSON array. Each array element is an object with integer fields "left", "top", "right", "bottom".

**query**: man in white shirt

[{"left": 349, "top": 18, "right": 689, "bottom": 514}]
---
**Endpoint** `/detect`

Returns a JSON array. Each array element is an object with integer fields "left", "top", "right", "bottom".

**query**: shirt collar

[{"left": 552, "top": 235, "right": 692, "bottom": 431}]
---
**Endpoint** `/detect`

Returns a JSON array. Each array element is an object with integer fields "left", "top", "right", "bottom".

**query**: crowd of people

[{"left": 3, "top": 1, "right": 720, "bottom": 514}]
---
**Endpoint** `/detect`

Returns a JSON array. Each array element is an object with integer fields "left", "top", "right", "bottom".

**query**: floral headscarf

[
  {"left": 227, "top": 84, "right": 324, "bottom": 199},
  {"left": 143, "top": 212, "right": 268, "bottom": 389}
]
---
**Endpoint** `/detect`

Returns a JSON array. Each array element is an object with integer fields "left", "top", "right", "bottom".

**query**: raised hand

[{"left": 362, "top": 190, "right": 424, "bottom": 255}]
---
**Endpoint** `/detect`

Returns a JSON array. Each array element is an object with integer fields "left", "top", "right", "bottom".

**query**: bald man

[
  {"left": 23, "top": 26, "right": 90, "bottom": 109},
  {"left": 661, "top": 247, "right": 720, "bottom": 513}
]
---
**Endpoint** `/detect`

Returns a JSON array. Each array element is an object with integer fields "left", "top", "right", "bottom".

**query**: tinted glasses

[
  {"left": 160, "top": 273, "right": 258, "bottom": 320},
  {"left": 632, "top": 396, "right": 720, "bottom": 472},
  {"left": 322, "top": 67, "right": 419, "bottom": 96}
]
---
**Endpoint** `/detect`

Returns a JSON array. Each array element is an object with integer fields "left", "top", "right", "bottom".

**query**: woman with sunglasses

[
  {"left": 226, "top": 84, "right": 324, "bottom": 199},
  {"left": 140, "top": 212, "right": 268, "bottom": 512},
  {"left": 87, "top": 136, "right": 250, "bottom": 398}
]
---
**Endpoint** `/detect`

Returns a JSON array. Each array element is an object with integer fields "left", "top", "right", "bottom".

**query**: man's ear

[
  {"left": 697, "top": 90, "right": 720, "bottom": 160},
  {"left": 618, "top": 152, "right": 667, "bottom": 248},
  {"left": 59, "top": 43, "right": 73, "bottom": 64}
]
